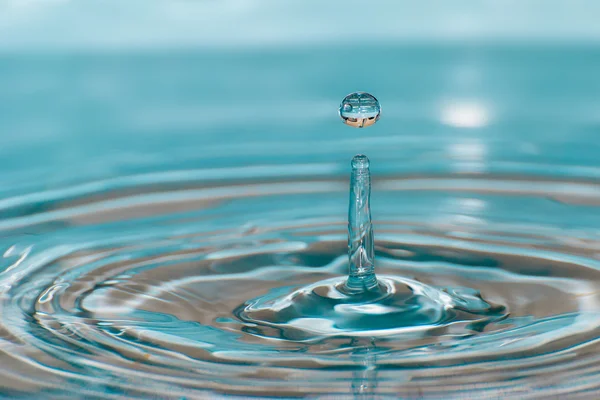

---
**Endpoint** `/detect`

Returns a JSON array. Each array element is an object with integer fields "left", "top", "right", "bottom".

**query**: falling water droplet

[{"left": 339, "top": 92, "right": 381, "bottom": 128}]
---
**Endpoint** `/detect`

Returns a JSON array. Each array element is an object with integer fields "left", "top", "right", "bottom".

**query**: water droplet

[{"left": 339, "top": 92, "right": 381, "bottom": 128}]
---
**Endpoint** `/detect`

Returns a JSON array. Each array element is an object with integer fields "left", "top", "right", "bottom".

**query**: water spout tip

[{"left": 352, "top": 154, "right": 370, "bottom": 169}]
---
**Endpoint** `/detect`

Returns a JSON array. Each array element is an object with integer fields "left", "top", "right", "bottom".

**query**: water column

[{"left": 346, "top": 154, "right": 378, "bottom": 292}]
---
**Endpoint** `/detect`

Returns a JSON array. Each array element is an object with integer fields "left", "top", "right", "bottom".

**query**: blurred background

[
  {"left": 1, "top": 0, "right": 599, "bottom": 200},
  {"left": 0, "top": 0, "right": 600, "bottom": 197}
]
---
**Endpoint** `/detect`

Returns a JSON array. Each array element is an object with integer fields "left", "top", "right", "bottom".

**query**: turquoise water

[{"left": 1, "top": 44, "right": 600, "bottom": 398}]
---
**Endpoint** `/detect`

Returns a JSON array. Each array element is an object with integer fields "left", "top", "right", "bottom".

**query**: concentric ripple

[
  {"left": 236, "top": 275, "right": 505, "bottom": 340},
  {"left": 1, "top": 169, "right": 600, "bottom": 398}
]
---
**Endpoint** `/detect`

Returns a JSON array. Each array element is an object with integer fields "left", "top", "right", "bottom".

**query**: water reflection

[{"left": 441, "top": 101, "right": 490, "bottom": 128}]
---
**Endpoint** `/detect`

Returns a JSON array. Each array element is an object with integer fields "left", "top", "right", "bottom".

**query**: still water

[{"left": 1, "top": 44, "right": 600, "bottom": 398}]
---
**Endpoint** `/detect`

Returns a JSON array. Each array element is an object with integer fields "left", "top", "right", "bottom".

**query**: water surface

[{"left": 1, "top": 44, "right": 600, "bottom": 398}]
